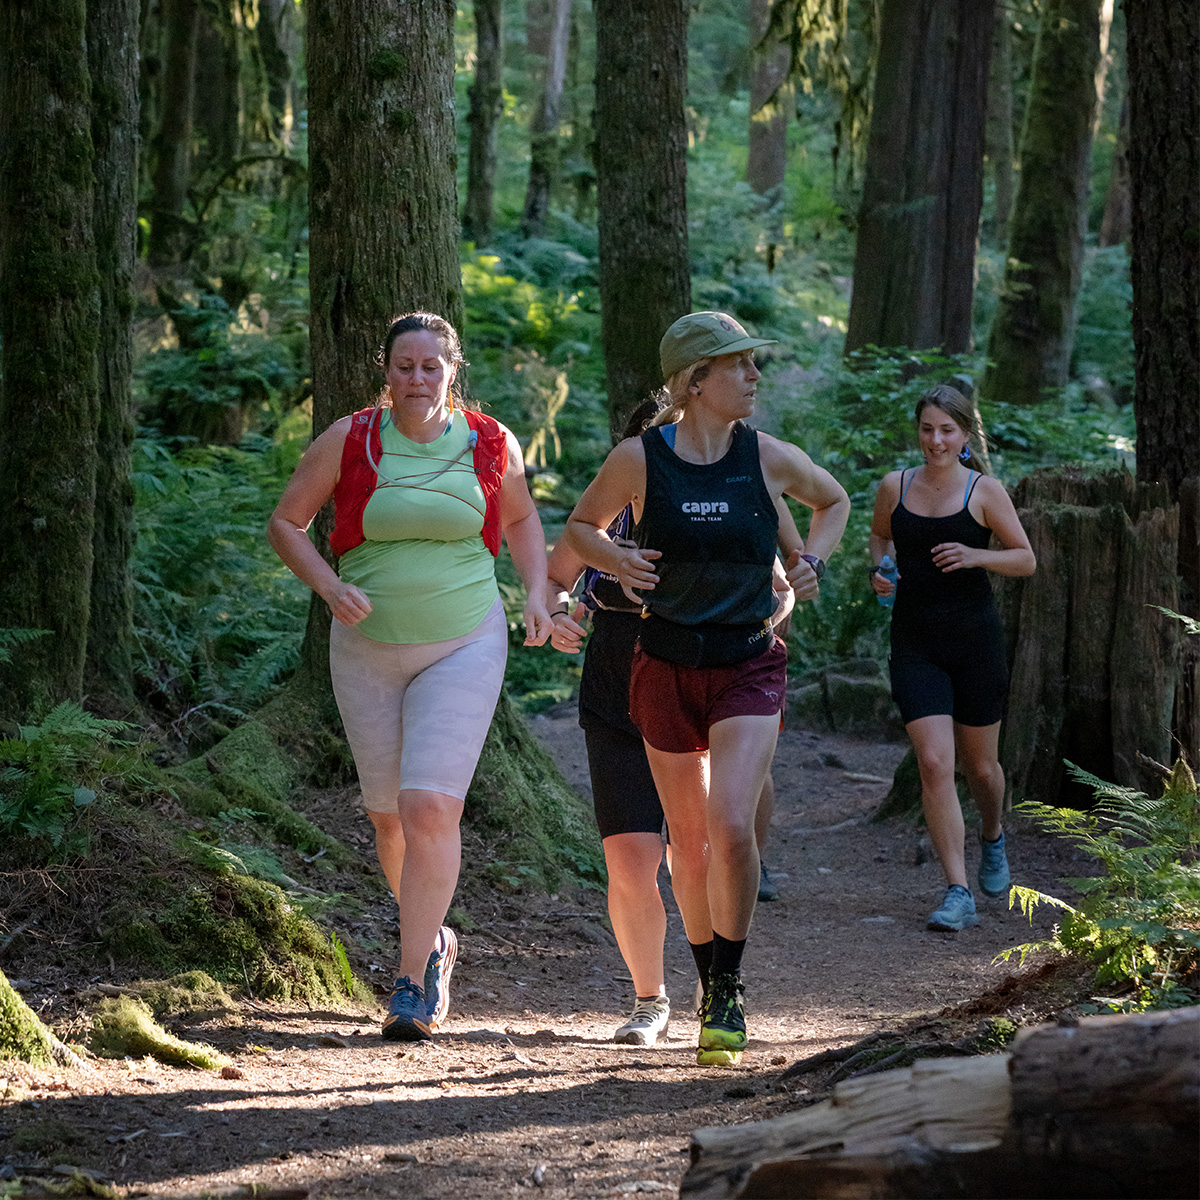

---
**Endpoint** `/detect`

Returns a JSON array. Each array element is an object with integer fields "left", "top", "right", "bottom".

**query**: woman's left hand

[
  {"left": 522, "top": 596, "right": 554, "bottom": 646},
  {"left": 931, "top": 542, "right": 980, "bottom": 572}
]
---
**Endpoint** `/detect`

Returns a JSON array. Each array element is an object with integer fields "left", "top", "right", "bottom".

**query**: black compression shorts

[
  {"left": 889, "top": 606, "right": 1008, "bottom": 727},
  {"left": 582, "top": 720, "right": 664, "bottom": 839}
]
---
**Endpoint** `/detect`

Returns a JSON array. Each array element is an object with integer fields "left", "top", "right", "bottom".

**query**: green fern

[
  {"left": 0, "top": 627, "right": 51, "bottom": 665},
  {"left": 1000, "top": 758, "right": 1200, "bottom": 1010},
  {"left": 0, "top": 702, "right": 138, "bottom": 857},
  {"left": 330, "top": 933, "right": 355, "bottom": 998}
]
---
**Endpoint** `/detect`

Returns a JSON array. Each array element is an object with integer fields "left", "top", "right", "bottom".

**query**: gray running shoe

[
  {"left": 927, "top": 884, "right": 979, "bottom": 932},
  {"left": 613, "top": 994, "right": 670, "bottom": 1045},
  {"left": 977, "top": 829, "right": 1011, "bottom": 897}
]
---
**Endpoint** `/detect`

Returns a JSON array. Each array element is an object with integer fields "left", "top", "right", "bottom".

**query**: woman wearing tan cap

[{"left": 565, "top": 311, "right": 849, "bottom": 1065}]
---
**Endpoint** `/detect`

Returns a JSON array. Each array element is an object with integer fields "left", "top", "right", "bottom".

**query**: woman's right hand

[
  {"left": 323, "top": 580, "right": 374, "bottom": 626},
  {"left": 869, "top": 566, "right": 898, "bottom": 598}
]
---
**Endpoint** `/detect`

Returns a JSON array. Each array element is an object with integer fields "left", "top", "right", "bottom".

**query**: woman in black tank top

[
  {"left": 869, "top": 386, "right": 1036, "bottom": 934},
  {"left": 565, "top": 312, "right": 850, "bottom": 1066}
]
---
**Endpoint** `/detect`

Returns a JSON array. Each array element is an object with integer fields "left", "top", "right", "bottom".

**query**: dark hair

[
  {"left": 914, "top": 384, "right": 988, "bottom": 472},
  {"left": 621, "top": 393, "right": 669, "bottom": 441},
  {"left": 375, "top": 311, "right": 473, "bottom": 409}
]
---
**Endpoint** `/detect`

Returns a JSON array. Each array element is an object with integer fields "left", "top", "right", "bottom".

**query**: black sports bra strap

[{"left": 966, "top": 472, "right": 983, "bottom": 504}]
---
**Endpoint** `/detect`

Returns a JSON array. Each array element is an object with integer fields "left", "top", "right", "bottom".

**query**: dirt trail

[{"left": 1, "top": 706, "right": 1089, "bottom": 1199}]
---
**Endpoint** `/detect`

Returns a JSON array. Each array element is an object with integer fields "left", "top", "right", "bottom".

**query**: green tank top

[{"left": 339, "top": 409, "right": 500, "bottom": 644}]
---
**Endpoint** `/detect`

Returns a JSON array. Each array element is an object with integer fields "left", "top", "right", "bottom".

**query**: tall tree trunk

[
  {"left": 147, "top": 0, "right": 200, "bottom": 266},
  {"left": 85, "top": 0, "right": 141, "bottom": 713},
  {"left": 1125, "top": 0, "right": 1200, "bottom": 508},
  {"left": 986, "top": 2, "right": 1015, "bottom": 243},
  {"left": 1098, "top": 91, "right": 1131, "bottom": 246},
  {"left": 521, "top": 0, "right": 572, "bottom": 238},
  {"left": 304, "top": 0, "right": 462, "bottom": 689},
  {"left": 464, "top": 0, "right": 504, "bottom": 245},
  {"left": 844, "top": 0, "right": 994, "bottom": 357},
  {"left": 746, "top": 0, "right": 790, "bottom": 270},
  {"left": 594, "top": 0, "right": 691, "bottom": 436},
  {"left": 981, "top": 0, "right": 1104, "bottom": 406},
  {"left": 0, "top": 0, "right": 101, "bottom": 720},
  {"left": 193, "top": 0, "right": 241, "bottom": 179},
  {"left": 1126, "top": 0, "right": 1200, "bottom": 761}
]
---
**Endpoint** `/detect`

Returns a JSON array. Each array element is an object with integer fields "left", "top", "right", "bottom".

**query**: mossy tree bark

[
  {"left": 85, "top": 0, "right": 140, "bottom": 714},
  {"left": 995, "top": 467, "right": 1181, "bottom": 805},
  {"left": 594, "top": 0, "right": 690, "bottom": 436},
  {"left": 0, "top": 0, "right": 102, "bottom": 721},
  {"left": 193, "top": 0, "right": 241, "bottom": 181},
  {"left": 147, "top": 0, "right": 200, "bottom": 266},
  {"left": 985, "top": 2, "right": 1015, "bottom": 243},
  {"left": 980, "top": 0, "right": 1104, "bottom": 406},
  {"left": 521, "top": 0, "right": 572, "bottom": 239},
  {"left": 463, "top": 0, "right": 504, "bottom": 245},
  {"left": 844, "top": 0, "right": 993, "bottom": 357},
  {"left": 747, "top": 0, "right": 790, "bottom": 268},
  {"left": 1126, "top": 0, "right": 1200, "bottom": 761}
]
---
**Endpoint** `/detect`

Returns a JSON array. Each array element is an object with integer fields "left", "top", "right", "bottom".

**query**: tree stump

[
  {"left": 995, "top": 465, "right": 1180, "bottom": 806},
  {"left": 681, "top": 1006, "right": 1199, "bottom": 1199}
]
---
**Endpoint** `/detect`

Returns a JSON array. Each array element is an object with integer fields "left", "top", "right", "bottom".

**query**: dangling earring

[{"left": 958, "top": 444, "right": 972, "bottom": 464}]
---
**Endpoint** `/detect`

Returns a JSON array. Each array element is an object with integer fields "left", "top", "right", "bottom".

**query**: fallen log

[{"left": 682, "top": 1006, "right": 1199, "bottom": 1199}]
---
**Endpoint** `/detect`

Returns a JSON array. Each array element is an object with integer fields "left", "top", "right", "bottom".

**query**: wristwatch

[{"left": 799, "top": 553, "right": 826, "bottom": 581}]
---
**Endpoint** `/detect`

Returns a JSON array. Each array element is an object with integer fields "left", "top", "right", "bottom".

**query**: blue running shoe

[
  {"left": 977, "top": 829, "right": 1010, "bottom": 897},
  {"left": 927, "top": 885, "right": 979, "bottom": 932},
  {"left": 424, "top": 926, "right": 457, "bottom": 1031},
  {"left": 382, "top": 976, "right": 430, "bottom": 1042}
]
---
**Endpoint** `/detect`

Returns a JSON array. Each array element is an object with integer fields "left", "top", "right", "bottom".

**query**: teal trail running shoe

[
  {"left": 927, "top": 884, "right": 979, "bottom": 932},
  {"left": 977, "top": 830, "right": 1011, "bottom": 897}
]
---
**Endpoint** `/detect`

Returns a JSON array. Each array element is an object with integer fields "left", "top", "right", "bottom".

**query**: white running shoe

[{"left": 613, "top": 994, "right": 670, "bottom": 1046}]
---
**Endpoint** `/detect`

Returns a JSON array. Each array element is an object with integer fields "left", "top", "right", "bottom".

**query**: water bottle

[{"left": 875, "top": 555, "right": 898, "bottom": 609}]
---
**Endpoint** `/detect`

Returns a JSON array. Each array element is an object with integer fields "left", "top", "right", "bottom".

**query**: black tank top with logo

[{"left": 634, "top": 421, "right": 777, "bottom": 629}]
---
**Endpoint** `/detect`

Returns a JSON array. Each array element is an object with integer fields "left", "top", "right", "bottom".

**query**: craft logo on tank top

[{"left": 681, "top": 500, "right": 730, "bottom": 521}]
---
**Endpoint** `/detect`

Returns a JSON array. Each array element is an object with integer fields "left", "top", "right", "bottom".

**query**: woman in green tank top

[{"left": 269, "top": 312, "right": 553, "bottom": 1043}]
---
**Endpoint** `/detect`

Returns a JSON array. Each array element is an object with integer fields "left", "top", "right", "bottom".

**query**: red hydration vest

[{"left": 329, "top": 406, "right": 508, "bottom": 559}]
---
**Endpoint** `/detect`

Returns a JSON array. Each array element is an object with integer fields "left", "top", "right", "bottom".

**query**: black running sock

[
  {"left": 711, "top": 932, "right": 747, "bottom": 979},
  {"left": 689, "top": 940, "right": 713, "bottom": 992}
]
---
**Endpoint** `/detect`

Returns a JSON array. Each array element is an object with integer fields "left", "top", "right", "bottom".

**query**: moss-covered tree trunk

[
  {"left": 995, "top": 468, "right": 1180, "bottom": 806},
  {"left": 980, "top": 0, "right": 1104, "bottom": 406},
  {"left": 1126, "top": 0, "right": 1200, "bottom": 762},
  {"left": 0, "top": 0, "right": 101, "bottom": 721},
  {"left": 594, "top": 0, "right": 690, "bottom": 436},
  {"left": 747, "top": 0, "right": 790, "bottom": 268},
  {"left": 147, "top": 0, "right": 199, "bottom": 266},
  {"left": 193, "top": 0, "right": 241, "bottom": 181},
  {"left": 521, "top": 0, "right": 572, "bottom": 239},
  {"left": 463, "top": 0, "right": 504, "bottom": 245},
  {"left": 844, "top": 0, "right": 993, "bottom": 357},
  {"left": 85, "top": 0, "right": 140, "bottom": 713},
  {"left": 986, "top": 2, "right": 1015, "bottom": 243}
]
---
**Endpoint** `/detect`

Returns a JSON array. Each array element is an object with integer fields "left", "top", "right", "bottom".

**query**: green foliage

[
  {"left": 131, "top": 428, "right": 309, "bottom": 727},
  {"left": 0, "top": 969, "right": 55, "bottom": 1065},
  {"left": 0, "top": 627, "right": 50, "bottom": 666},
  {"left": 330, "top": 932, "right": 355, "bottom": 998},
  {"left": 1071, "top": 246, "right": 1135, "bottom": 404},
  {"left": 998, "top": 758, "right": 1200, "bottom": 1011},
  {"left": 138, "top": 293, "right": 308, "bottom": 444},
  {"left": 0, "top": 703, "right": 140, "bottom": 858}
]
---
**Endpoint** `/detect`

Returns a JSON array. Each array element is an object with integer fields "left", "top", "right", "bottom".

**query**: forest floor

[{"left": 1, "top": 705, "right": 1098, "bottom": 1200}]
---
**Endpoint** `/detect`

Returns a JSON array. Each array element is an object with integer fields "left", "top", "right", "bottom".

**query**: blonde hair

[{"left": 649, "top": 358, "right": 714, "bottom": 427}]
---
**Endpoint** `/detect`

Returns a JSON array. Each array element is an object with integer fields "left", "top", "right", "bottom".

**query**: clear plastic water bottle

[{"left": 875, "top": 555, "right": 898, "bottom": 609}]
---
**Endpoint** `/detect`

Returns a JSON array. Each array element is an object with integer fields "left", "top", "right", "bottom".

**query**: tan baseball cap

[{"left": 659, "top": 311, "right": 777, "bottom": 381}]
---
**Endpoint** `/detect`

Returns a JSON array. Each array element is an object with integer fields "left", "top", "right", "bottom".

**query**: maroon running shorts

[{"left": 629, "top": 637, "right": 787, "bottom": 754}]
